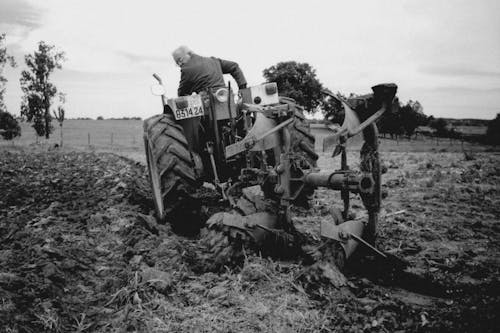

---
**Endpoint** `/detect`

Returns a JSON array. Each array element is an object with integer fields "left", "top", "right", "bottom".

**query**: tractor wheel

[
  {"left": 279, "top": 97, "right": 318, "bottom": 169},
  {"left": 143, "top": 114, "right": 202, "bottom": 235},
  {"left": 291, "top": 111, "right": 318, "bottom": 168},
  {"left": 274, "top": 97, "right": 318, "bottom": 207},
  {"left": 292, "top": 109, "right": 319, "bottom": 207}
]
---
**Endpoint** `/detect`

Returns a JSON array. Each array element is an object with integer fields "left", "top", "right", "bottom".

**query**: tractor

[{"left": 143, "top": 74, "right": 397, "bottom": 269}]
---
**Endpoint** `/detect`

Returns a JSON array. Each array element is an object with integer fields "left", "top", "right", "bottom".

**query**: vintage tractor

[{"left": 143, "top": 74, "right": 397, "bottom": 269}]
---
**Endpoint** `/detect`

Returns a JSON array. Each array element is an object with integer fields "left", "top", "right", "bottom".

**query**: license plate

[
  {"left": 171, "top": 95, "right": 204, "bottom": 120},
  {"left": 174, "top": 105, "right": 204, "bottom": 120}
]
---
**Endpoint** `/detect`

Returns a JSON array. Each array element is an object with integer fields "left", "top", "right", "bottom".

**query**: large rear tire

[
  {"left": 291, "top": 110, "right": 318, "bottom": 168},
  {"left": 143, "top": 114, "right": 203, "bottom": 235},
  {"left": 279, "top": 97, "right": 318, "bottom": 169},
  {"left": 278, "top": 97, "right": 318, "bottom": 207}
]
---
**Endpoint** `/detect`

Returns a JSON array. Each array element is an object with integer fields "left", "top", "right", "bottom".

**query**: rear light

[
  {"left": 265, "top": 83, "right": 277, "bottom": 95},
  {"left": 214, "top": 88, "right": 229, "bottom": 103},
  {"left": 175, "top": 98, "right": 188, "bottom": 109}
]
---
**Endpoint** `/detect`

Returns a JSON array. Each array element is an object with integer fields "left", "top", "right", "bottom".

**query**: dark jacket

[{"left": 177, "top": 54, "right": 247, "bottom": 96}]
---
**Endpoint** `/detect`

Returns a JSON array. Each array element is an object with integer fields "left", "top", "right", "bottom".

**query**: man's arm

[
  {"left": 177, "top": 69, "right": 191, "bottom": 96},
  {"left": 218, "top": 58, "right": 247, "bottom": 89}
]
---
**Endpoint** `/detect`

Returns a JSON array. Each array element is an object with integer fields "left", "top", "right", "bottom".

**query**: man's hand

[{"left": 219, "top": 58, "right": 247, "bottom": 90}]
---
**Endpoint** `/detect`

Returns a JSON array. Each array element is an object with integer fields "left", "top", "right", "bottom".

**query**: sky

[{"left": 1, "top": 0, "right": 499, "bottom": 120}]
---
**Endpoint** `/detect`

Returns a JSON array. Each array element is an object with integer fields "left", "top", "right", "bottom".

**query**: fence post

[
  {"left": 88, "top": 133, "right": 90, "bottom": 147},
  {"left": 111, "top": 133, "right": 114, "bottom": 146}
]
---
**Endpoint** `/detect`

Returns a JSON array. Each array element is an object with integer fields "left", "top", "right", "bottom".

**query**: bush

[
  {"left": 486, "top": 113, "right": 500, "bottom": 145},
  {"left": 429, "top": 118, "right": 449, "bottom": 137},
  {"left": 0, "top": 111, "right": 21, "bottom": 140}
]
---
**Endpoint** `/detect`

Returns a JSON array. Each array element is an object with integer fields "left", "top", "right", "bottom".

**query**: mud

[{"left": 0, "top": 148, "right": 499, "bottom": 332}]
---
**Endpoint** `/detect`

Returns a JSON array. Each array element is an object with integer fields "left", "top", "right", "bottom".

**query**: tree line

[{"left": 262, "top": 61, "right": 500, "bottom": 145}]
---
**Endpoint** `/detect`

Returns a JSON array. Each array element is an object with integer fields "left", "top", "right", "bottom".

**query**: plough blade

[
  {"left": 320, "top": 219, "right": 365, "bottom": 259},
  {"left": 208, "top": 211, "right": 278, "bottom": 245}
]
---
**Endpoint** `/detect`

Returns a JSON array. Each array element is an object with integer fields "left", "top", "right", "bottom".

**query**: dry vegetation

[{"left": 1, "top": 138, "right": 499, "bottom": 332}]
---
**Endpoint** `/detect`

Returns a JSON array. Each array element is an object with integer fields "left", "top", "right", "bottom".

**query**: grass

[{"left": 3, "top": 119, "right": 143, "bottom": 150}]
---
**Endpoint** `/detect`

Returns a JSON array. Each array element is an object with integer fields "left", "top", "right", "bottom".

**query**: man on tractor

[
  {"left": 172, "top": 45, "right": 247, "bottom": 95},
  {"left": 171, "top": 46, "right": 247, "bottom": 155}
]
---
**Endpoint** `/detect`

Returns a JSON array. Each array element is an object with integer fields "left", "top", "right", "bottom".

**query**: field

[
  {"left": 1, "top": 120, "right": 499, "bottom": 332},
  {"left": 3, "top": 120, "right": 497, "bottom": 163}
]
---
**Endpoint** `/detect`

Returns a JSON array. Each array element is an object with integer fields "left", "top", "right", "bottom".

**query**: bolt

[
  {"left": 338, "top": 230, "right": 349, "bottom": 240},
  {"left": 244, "top": 138, "right": 255, "bottom": 149},
  {"left": 274, "top": 185, "right": 284, "bottom": 194},
  {"left": 276, "top": 164, "right": 284, "bottom": 174}
]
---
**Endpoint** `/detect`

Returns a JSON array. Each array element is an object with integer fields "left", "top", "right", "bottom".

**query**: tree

[
  {"left": 0, "top": 34, "right": 20, "bottom": 140},
  {"left": 20, "top": 41, "right": 65, "bottom": 139},
  {"left": 486, "top": 113, "right": 500, "bottom": 145},
  {"left": 399, "top": 104, "right": 419, "bottom": 137},
  {"left": 321, "top": 91, "right": 347, "bottom": 124},
  {"left": 429, "top": 117, "right": 448, "bottom": 137},
  {"left": 378, "top": 107, "right": 403, "bottom": 138},
  {"left": 0, "top": 111, "right": 21, "bottom": 140},
  {"left": 377, "top": 99, "right": 427, "bottom": 138},
  {"left": 0, "top": 33, "right": 16, "bottom": 113},
  {"left": 52, "top": 93, "right": 66, "bottom": 146},
  {"left": 407, "top": 100, "right": 423, "bottom": 114},
  {"left": 399, "top": 100, "right": 427, "bottom": 137},
  {"left": 263, "top": 61, "right": 323, "bottom": 111},
  {"left": 97, "top": 116, "right": 104, "bottom": 120}
]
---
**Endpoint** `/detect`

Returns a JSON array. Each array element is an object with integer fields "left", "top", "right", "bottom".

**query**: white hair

[{"left": 172, "top": 45, "right": 193, "bottom": 58}]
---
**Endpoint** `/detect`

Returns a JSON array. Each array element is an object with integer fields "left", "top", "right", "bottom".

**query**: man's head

[{"left": 172, "top": 46, "right": 193, "bottom": 67}]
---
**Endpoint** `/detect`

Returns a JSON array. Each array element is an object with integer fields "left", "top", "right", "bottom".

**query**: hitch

[{"left": 203, "top": 82, "right": 398, "bottom": 270}]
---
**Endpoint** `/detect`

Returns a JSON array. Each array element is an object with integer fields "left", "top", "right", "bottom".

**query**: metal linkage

[{"left": 304, "top": 171, "right": 374, "bottom": 194}]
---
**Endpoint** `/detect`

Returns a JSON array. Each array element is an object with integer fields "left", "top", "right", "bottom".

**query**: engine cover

[{"left": 240, "top": 83, "right": 279, "bottom": 106}]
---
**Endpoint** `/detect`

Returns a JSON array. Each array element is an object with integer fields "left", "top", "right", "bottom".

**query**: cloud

[
  {"left": 0, "top": 0, "right": 44, "bottom": 29},
  {"left": 115, "top": 51, "right": 166, "bottom": 64},
  {"left": 431, "top": 86, "right": 500, "bottom": 94},
  {"left": 419, "top": 65, "right": 500, "bottom": 78},
  {"left": 414, "top": 85, "right": 500, "bottom": 95}
]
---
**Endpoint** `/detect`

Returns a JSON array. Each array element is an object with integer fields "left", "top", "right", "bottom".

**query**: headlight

[{"left": 214, "top": 88, "right": 229, "bottom": 103}]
